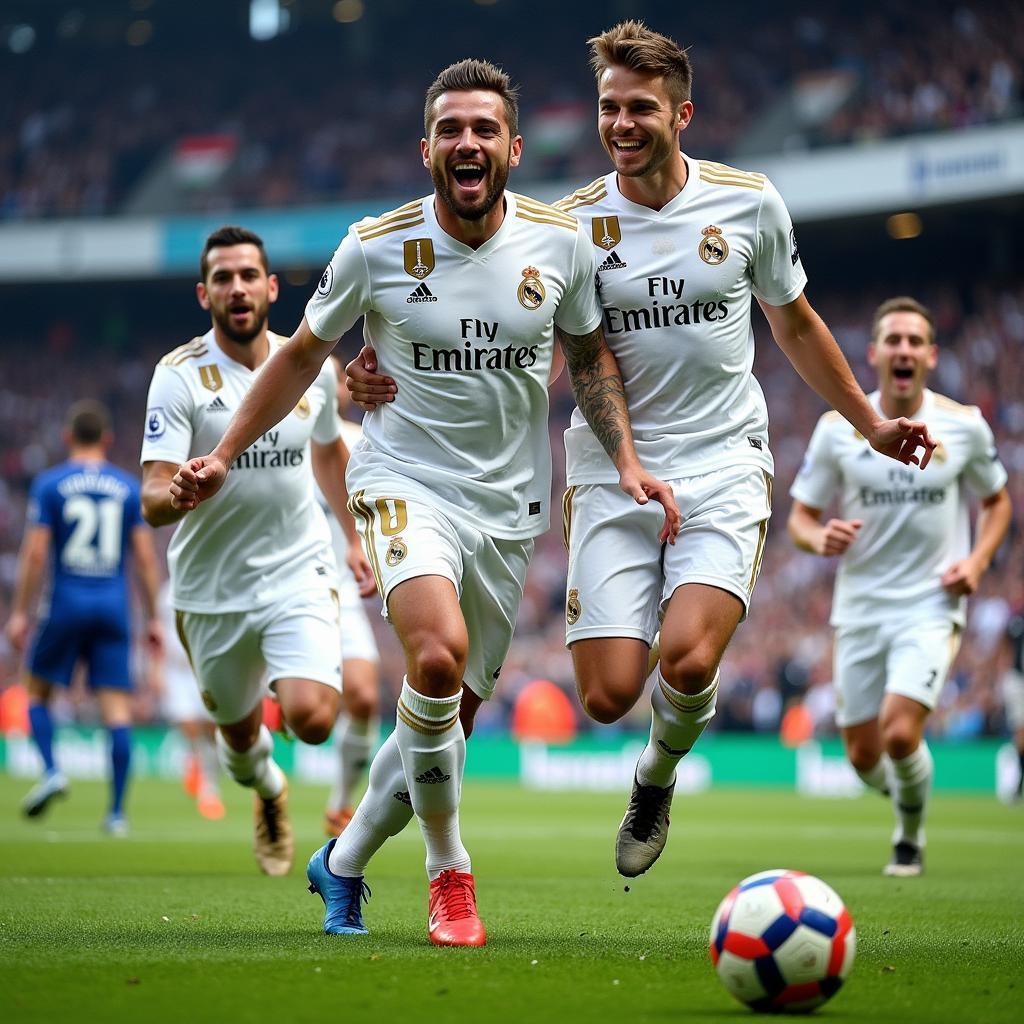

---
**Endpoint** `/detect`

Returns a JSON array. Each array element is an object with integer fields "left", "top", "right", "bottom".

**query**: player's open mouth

[
  {"left": 892, "top": 366, "right": 914, "bottom": 380},
  {"left": 452, "top": 162, "right": 486, "bottom": 190},
  {"left": 613, "top": 139, "right": 646, "bottom": 152},
  {"left": 230, "top": 305, "right": 252, "bottom": 320}
]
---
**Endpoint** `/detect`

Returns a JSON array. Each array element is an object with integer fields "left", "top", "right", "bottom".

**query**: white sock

[
  {"left": 328, "top": 711, "right": 378, "bottom": 813},
  {"left": 636, "top": 670, "right": 719, "bottom": 788},
  {"left": 197, "top": 733, "right": 221, "bottom": 797},
  {"left": 216, "top": 725, "right": 284, "bottom": 800},
  {"left": 891, "top": 742, "right": 933, "bottom": 848},
  {"left": 856, "top": 755, "right": 892, "bottom": 794},
  {"left": 394, "top": 678, "right": 469, "bottom": 879},
  {"left": 328, "top": 730, "right": 414, "bottom": 877}
]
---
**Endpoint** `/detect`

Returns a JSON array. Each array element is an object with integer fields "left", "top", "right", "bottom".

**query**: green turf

[{"left": 0, "top": 775, "right": 1021, "bottom": 1023}]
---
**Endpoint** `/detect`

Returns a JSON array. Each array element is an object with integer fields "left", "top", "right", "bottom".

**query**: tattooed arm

[{"left": 558, "top": 325, "right": 680, "bottom": 543}]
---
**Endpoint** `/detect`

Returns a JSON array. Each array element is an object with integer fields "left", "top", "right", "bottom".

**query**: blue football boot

[{"left": 306, "top": 839, "right": 371, "bottom": 935}]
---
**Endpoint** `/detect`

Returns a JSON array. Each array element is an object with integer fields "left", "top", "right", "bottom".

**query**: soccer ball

[{"left": 709, "top": 869, "right": 856, "bottom": 1013}]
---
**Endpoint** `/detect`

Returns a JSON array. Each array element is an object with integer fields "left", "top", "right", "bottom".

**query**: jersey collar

[
  {"left": 608, "top": 152, "right": 696, "bottom": 217},
  {"left": 424, "top": 190, "right": 515, "bottom": 260}
]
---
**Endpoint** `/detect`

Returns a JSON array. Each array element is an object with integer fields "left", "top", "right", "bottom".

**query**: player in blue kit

[{"left": 5, "top": 400, "right": 163, "bottom": 833}]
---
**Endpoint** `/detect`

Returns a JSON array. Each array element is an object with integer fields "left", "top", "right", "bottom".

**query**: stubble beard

[
  {"left": 433, "top": 159, "right": 509, "bottom": 222},
  {"left": 212, "top": 301, "right": 269, "bottom": 344}
]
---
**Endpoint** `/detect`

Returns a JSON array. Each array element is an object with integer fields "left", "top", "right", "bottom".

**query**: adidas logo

[
  {"left": 406, "top": 283, "right": 437, "bottom": 304},
  {"left": 658, "top": 739, "right": 689, "bottom": 757},
  {"left": 598, "top": 250, "right": 627, "bottom": 271},
  {"left": 415, "top": 766, "right": 451, "bottom": 785},
  {"left": 858, "top": 448, "right": 874, "bottom": 459},
  {"left": 394, "top": 790, "right": 412, "bottom": 806},
  {"left": 207, "top": 396, "right": 229, "bottom": 412}
]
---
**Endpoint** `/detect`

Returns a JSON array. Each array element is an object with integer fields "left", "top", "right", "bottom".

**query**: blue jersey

[
  {"left": 28, "top": 460, "right": 142, "bottom": 612},
  {"left": 27, "top": 460, "right": 143, "bottom": 690}
]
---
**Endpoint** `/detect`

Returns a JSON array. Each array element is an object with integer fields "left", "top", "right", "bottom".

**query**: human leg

[
  {"left": 22, "top": 675, "right": 69, "bottom": 817},
  {"left": 96, "top": 687, "right": 133, "bottom": 831},
  {"left": 326, "top": 657, "right": 380, "bottom": 835}
]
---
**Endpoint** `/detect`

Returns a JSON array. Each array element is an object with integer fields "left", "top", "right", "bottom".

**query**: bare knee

[
  {"left": 883, "top": 723, "right": 919, "bottom": 761},
  {"left": 343, "top": 688, "right": 378, "bottom": 722},
  {"left": 410, "top": 639, "right": 466, "bottom": 694},
  {"left": 579, "top": 681, "right": 640, "bottom": 725},
  {"left": 846, "top": 745, "right": 881, "bottom": 774},
  {"left": 285, "top": 688, "right": 341, "bottom": 745},
  {"left": 660, "top": 644, "right": 719, "bottom": 696}
]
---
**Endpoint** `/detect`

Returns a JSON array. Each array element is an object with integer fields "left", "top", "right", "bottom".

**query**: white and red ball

[{"left": 709, "top": 869, "right": 855, "bottom": 1013}]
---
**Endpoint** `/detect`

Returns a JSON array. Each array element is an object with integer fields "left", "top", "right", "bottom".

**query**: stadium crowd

[
  {"left": 1, "top": 0, "right": 1021, "bottom": 219},
  {"left": 1, "top": 281, "right": 1021, "bottom": 741}
]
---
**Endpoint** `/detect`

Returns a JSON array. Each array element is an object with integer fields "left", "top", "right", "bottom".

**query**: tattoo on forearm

[{"left": 560, "top": 327, "right": 627, "bottom": 458}]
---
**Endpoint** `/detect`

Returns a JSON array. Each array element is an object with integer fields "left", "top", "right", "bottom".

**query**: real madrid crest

[
  {"left": 698, "top": 225, "right": 729, "bottom": 265},
  {"left": 518, "top": 266, "right": 545, "bottom": 310},
  {"left": 566, "top": 587, "right": 581, "bottom": 625},
  {"left": 386, "top": 537, "right": 408, "bottom": 566},
  {"left": 293, "top": 395, "right": 311, "bottom": 419}
]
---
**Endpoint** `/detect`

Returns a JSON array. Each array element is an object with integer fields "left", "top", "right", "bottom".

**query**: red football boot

[{"left": 427, "top": 869, "right": 486, "bottom": 947}]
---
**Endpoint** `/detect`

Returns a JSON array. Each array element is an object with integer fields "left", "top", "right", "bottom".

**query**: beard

[
  {"left": 211, "top": 300, "right": 269, "bottom": 344},
  {"left": 432, "top": 157, "right": 510, "bottom": 222}
]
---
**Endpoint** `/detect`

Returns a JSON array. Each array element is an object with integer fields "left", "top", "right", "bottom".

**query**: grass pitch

[{"left": 1, "top": 775, "right": 1021, "bottom": 1023}]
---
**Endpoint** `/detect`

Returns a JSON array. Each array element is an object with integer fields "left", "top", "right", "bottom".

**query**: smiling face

[
  {"left": 196, "top": 243, "right": 278, "bottom": 344},
  {"left": 868, "top": 310, "right": 937, "bottom": 409},
  {"left": 422, "top": 89, "right": 522, "bottom": 222},
  {"left": 597, "top": 64, "right": 692, "bottom": 180}
]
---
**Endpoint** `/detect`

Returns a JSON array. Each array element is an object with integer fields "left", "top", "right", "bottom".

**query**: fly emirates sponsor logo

[
  {"left": 603, "top": 277, "right": 729, "bottom": 335},
  {"left": 411, "top": 319, "right": 540, "bottom": 373},
  {"left": 232, "top": 429, "right": 306, "bottom": 470}
]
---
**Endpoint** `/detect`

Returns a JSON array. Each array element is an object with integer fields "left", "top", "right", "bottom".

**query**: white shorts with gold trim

[
  {"left": 1001, "top": 670, "right": 1024, "bottom": 731},
  {"left": 348, "top": 485, "right": 533, "bottom": 701},
  {"left": 832, "top": 617, "right": 962, "bottom": 728},
  {"left": 175, "top": 584, "right": 342, "bottom": 725},
  {"left": 563, "top": 465, "right": 772, "bottom": 646}
]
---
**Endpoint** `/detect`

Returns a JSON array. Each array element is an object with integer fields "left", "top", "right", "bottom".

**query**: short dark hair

[
  {"left": 199, "top": 225, "right": 268, "bottom": 281},
  {"left": 589, "top": 20, "right": 693, "bottom": 107},
  {"left": 65, "top": 399, "right": 111, "bottom": 445},
  {"left": 872, "top": 296, "right": 935, "bottom": 345},
  {"left": 423, "top": 58, "right": 519, "bottom": 138}
]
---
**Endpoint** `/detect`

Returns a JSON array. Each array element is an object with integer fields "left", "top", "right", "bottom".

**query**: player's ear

[
  {"left": 196, "top": 282, "right": 211, "bottom": 311},
  {"left": 267, "top": 273, "right": 279, "bottom": 304},
  {"left": 677, "top": 101, "right": 694, "bottom": 134},
  {"left": 509, "top": 135, "right": 523, "bottom": 168},
  {"left": 867, "top": 341, "right": 878, "bottom": 368}
]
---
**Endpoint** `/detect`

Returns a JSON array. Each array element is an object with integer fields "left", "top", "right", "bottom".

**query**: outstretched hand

[
  {"left": 170, "top": 455, "right": 229, "bottom": 511},
  {"left": 346, "top": 344, "right": 396, "bottom": 412},
  {"left": 869, "top": 417, "right": 937, "bottom": 468},
  {"left": 347, "top": 543, "right": 378, "bottom": 598},
  {"left": 619, "top": 468, "right": 682, "bottom": 545}
]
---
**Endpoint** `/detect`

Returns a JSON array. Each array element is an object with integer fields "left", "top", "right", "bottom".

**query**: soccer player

[
  {"left": 345, "top": 23, "right": 936, "bottom": 880},
  {"left": 789, "top": 296, "right": 1011, "bottom": 874},
  {"left": 151, "top": 580, "right": 224, "bottom": 820},
  {"left": 5, "top": 400, "right": 163, "bottom": 833},
  {"left": 319, "top": 359, "right": 382, "bottom": 838},
  {"left": 1004, "top": 610, "right": 1024, "bottom": 802},
  {"left": 168, "top": 60, "right": 679, "bottom": 946},
  {"left": 140, "top": 225, "right": 370, "bottom": 876}
]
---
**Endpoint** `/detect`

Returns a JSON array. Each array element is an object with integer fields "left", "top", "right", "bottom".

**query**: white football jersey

[
  {"left": 141, "top": 330, "right": 340, "bottom": 612},
  {"left": 556, "top": 156, "right": 806, "bottom": 484},
  {"left": 305, "top": 191, "right": 603, "bottom": 540},
  {"left": 790, "top": 390, "right": 1007, "bottom": 627}
]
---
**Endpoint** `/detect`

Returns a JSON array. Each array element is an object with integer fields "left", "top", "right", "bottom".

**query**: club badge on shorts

[
  {"left": 566, "top": 588, "right": 581, "bottom": 625},
  {"left": 386, "top": 537, "right": 408, "bottom": 566}
]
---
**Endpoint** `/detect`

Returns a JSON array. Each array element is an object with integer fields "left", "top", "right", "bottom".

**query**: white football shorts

[
  {"left": 175, "top": 584, "right": 342, "bottom": 725},
  {"left": 1002, "top": 670, "right": 1024, "bottom": 731},
  {"left": 348, "top": 485, "right": 533, "bottom": 701},
  {"left": 336, "top": 558, "right": 380, "bottom": 664},
  {"left": 161, "top": 626, "right": 210, "bottom": 724},
  {"left": 563, "top": 465, "right": 772, "bottom": 646},
  {"left": 832, "top": 617, "right": 962, "bottom": 728}
]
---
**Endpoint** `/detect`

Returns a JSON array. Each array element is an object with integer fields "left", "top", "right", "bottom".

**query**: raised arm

[
  {"left": 557, "top": 324, "right": 680, "bottom": 543},
  {"left": 171, "top": 319, "right": 333, "bottom": 510},
  {"left": 759, "top": 294, "right": 937, "bottom": 468}
]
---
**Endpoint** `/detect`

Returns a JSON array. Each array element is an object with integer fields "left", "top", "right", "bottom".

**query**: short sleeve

[
  {"left": 961, "top": 410, "right": 1008, "bottom": 498},
  {"left": 27, "top": 474, "right": 56, "bottom": 529},
  {"left": 311, "top": 358, "right": 342, "bottom": 446},
  {"left": 789, "top": 416, "right": 841, "bottom": 509},
  {"left": 140, "top": 364, "right": 196, "bottom": 466},
  {"left": 553, "top": 222, "right": 603, "bottom": 335},
  {"left": 751, "top": 179, "right": 807, "bottom": 307},
  {"left": 304, "top": 229, "right": 373, "bottom": 343}
]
